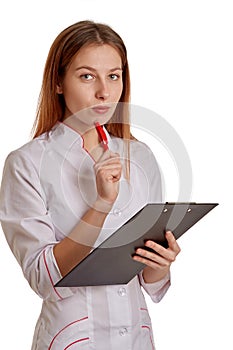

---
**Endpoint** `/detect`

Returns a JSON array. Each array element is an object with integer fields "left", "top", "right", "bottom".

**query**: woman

[{"left": 0, "top": 21, "right": 180, "bottom": 349}]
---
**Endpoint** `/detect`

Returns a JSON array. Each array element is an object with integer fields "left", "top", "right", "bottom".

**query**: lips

[{"left": 92, "top": 106, "right": 110, "bottom": 114}]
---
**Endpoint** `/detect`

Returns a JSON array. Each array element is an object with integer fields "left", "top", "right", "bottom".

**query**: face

[{"left": 57, "top": 44, "right": 123, "bottom": 128}]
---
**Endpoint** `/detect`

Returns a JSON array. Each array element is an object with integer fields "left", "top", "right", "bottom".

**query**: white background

[{"left": 0, "top": 0, "right": 232, "bottom": 349}]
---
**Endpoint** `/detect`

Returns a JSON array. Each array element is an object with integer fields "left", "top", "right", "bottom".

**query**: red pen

[{"left": 95, "top": 122, "right": 109, "bottom": 151}]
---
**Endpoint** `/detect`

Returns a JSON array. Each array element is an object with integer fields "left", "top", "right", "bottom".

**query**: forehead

[{"left": 71, "top": 44, "right": 122, "bottom": 69}]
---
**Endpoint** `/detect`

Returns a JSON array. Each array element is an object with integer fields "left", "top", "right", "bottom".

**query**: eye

[
  {"left": 109, "top": 74, "right": 120, "bottom": 81},
  {"left": 80, "top": 73, "right": 94, "bottom": 81}
]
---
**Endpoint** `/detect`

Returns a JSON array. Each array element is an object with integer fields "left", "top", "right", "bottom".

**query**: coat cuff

[
  {"left": 41, "top": 246, "right": 77, "bottom": 300},
  {"left": 138, "top": 270, "right": 171, "bottom": 303}
]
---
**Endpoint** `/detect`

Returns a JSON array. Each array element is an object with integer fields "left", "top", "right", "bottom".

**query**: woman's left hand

[{"left": 133, "top": 231, "right": 181, "bottom": 283}]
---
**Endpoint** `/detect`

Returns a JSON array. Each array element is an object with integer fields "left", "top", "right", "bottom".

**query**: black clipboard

[{"left": 55, "top": 202, "right": 218, "bottom": 287}]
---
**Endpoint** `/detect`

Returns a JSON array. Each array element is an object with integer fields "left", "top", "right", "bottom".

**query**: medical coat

[{"left": 0, "top": 122, "right": 170, "bottom": 349}]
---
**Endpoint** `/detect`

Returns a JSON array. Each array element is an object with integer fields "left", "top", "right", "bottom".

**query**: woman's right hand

[{"left": 93, "top": 150, "right": 122, "bottom": 208}]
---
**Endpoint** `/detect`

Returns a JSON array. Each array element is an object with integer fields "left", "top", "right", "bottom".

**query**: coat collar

[{"left": 51, "top": 121, "right": 114, "bottom": 151}]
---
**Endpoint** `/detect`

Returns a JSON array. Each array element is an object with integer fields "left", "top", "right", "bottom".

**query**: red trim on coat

[
  {"left": 43, "top": 249, "right": 63, "bottom": 300},
  {"left": 141, "top": 325, "right": 155, "bottom": 350},
  {"left": 64, "top": 337, "right": 89, "bottom": 349},
  {"left": 48, "top": 317, "right": 89, "bottom": 350}
]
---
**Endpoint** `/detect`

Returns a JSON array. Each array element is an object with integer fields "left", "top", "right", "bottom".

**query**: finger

[
  {"left": 96, "top": 164, "right": 122, "bottom": 178},
  {"left": 97, "top": 163, "right": 122, "bottom": 171},
  {"left": 144, "top": 240, "right": 177, "bottom": 263},
  {"left": 99, "top": 152, "right": 121, "bottom": 162},
  {"left": 106, "top": 170, "right": 122, "bottom": 182},
  {"left": 97, "top": 150, "right": 120, "bottom": 162},
  {"left": 94, "top": 164, "right": 122, "bottom": 177},
  {"left": 100, "top": 158, "right": 122, "bottom": 168},
  {"left": 165, "top": 231, "right": 181, "bottom": 255},
  {"left": 134, "top": 247, "right": 170, "bottom": 266},
  {"left": 109, "top": 152, "right": 121, "bottom": 159},
  {"left": 94, "top": 157, "right": 122, "bottom": 172},
  {"left": 132, "top": 254, "right": 163, "bottom": 270}
]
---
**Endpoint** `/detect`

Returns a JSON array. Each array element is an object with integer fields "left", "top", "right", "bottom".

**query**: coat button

[
  {"left": 113, "top": 208, "right": 122, "bottom": 216},
  {"left": 118, "top": 287, "right": 127, "bottom": 296},
  {"left": 119, "top": 327, "right": 128, "bottom": 336}
]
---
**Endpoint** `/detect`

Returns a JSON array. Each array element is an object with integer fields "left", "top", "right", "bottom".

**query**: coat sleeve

[
  {"left": 138, "top": 271, "right": 170, "bottom": 303},
  {"left": 138, "top": 144, "right": 171, "bottom": 301},
  {"left": 0, "top": 150, "right": 75, "bottom": 301}
]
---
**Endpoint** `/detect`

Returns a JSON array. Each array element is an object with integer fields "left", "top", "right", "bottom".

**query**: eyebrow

[{"left": 75, "top": 65, "right": 123, "bottom": 72}]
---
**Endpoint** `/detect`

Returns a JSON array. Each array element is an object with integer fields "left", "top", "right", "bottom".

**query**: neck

[
  {"left": 83, "top": 128, "right": 105, "bottom": 161},
  {"left": 83, "top": 128, "right": 99, "bottom": 151}
]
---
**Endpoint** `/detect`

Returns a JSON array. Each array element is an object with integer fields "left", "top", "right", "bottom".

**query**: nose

[{"left": 95, "top": 79, "right": 110, "bottom": 100}]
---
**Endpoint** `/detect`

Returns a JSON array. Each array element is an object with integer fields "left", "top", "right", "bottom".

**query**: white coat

[{"left": 0, "top": 122, "right": 170, "bottom": 349}]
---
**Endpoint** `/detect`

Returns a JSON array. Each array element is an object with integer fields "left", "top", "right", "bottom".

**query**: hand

[
  {"left": 93, "top": 150, "right": 122, "bottom": 205},
  {"left": 133, "top": 231, "right": 181, "bottom": 283}
]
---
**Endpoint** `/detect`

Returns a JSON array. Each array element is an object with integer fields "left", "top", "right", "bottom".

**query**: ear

[{"left": 56, "top": 83, "right": 63, "bottom": 94}]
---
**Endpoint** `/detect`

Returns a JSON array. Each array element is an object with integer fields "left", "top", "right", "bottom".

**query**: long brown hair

[{"left": 32, "top": 20, "right": 133, "bottom": 142}]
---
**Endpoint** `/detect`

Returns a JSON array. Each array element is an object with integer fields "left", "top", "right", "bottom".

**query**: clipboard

[{"left": 55, "top": 202, "right": 218, "bottom": 287}]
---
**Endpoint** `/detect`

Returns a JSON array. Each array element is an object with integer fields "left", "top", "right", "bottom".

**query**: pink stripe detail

[
  {"left": 43, "top": 249, "right": 63, "bottom": 300},
  {"left": 64, "top": 337, "right": 89, "bottom": 349},
  {"left": 140, "top": 307, "right": 148, "bottom": 311},
  {"left": 48, "top": 317, "right": 88, "bottom": 350},
  {"left": 141, "top": 325, "right": 155, "bottom": 350}
]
